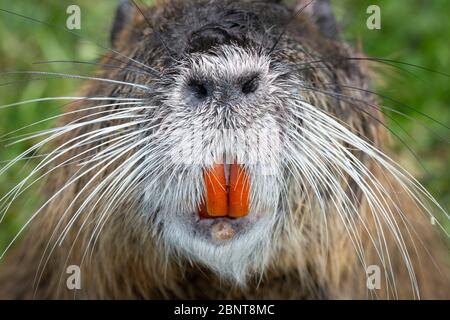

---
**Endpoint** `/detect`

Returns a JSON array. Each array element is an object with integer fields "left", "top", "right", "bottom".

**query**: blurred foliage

[
  {"left": 337, "top": 0, "right": 449, "bottom": 230},
  {"left": 0, "top": 0, "right": 448, "bottom": 250}
]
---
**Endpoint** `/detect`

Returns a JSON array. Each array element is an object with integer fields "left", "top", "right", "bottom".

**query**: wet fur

[{"left": 0, "top": 0, "right": 449, "bottom": 299}]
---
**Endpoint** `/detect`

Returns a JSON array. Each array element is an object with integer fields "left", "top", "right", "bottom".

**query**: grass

[{"left": 0, "top": 0, "right": 448, "bottom": 250}]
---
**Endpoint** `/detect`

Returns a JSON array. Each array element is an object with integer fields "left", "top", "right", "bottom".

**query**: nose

[{"left": 185, "top": 73, "right": 260, "bottom": 106}]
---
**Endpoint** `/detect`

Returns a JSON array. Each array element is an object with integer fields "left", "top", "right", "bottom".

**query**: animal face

[
  {"left": 103, "top": 0, "right": 389, "bottom": 283},
  {"left": 1, "top": 2, "right": 445, "bottom": 295}
]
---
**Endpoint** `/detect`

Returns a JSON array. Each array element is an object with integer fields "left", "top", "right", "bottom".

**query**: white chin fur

[{"left": 162, "top": 214, "right": 276, "bottom": 285}]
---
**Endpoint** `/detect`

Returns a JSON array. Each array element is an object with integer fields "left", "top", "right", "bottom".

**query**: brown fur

[{"left": 0, "top": 0, "right": 448, "bottom": 299}]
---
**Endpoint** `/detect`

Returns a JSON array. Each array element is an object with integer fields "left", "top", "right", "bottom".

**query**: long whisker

[
  {"left": 1, "top": 71, "right": 150, "bottom": 91},
  {"left": 0, "top": 8, "right": 158, "bottom": 74},
  {"left": 287, "top": 98, "right": 449, "bottom": 297},
  {"left": 297, "top": 85, "right": 441, "bottom": 180},
  {"left": 0, "top": 96, "right": 143, "bottom": 109},
  {"left": 0, "top": 101, "right": 144, "bottom": 142},
  {"left": 324, "top": 83, "right": 449, "bottom": 131},
  {"left": 298, "top": 56, "right": 450, "bottom": 78},
  {"left": 33, "top": 131, "right": 160, "bottom": 292},
  {"left": 32, "top": 59, "right": 156, "bottom": 77}
]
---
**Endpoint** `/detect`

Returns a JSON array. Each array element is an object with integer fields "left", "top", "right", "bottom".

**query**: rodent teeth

[
  {"left": 200, "top": 163, "right": 250, "bottom": 218},
  {"left": 203, "top": 164, "right": 228, "bottom": 217},
  {"left": 228, "top": 164, "right": 250, "bottom": 218}
]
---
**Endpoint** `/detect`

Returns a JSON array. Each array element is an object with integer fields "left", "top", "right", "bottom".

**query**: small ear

[
  {"left": 295, "top": 0, "right": 339, "bottom": 39},
  {"left": 111, "top": 0, "right": 134, "bottom": 45}
]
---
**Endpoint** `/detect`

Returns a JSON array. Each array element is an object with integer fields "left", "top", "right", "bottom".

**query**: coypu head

[
  {"left": 6, "top": 0, "right": 440, "bottom": 294},
  {"left": 92, "top": 0, "right": 387, "bottom": 283}
]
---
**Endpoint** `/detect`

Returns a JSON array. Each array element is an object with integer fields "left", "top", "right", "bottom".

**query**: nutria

[{"left": 0, "top": 0, "right": 448, "bottom": 299}]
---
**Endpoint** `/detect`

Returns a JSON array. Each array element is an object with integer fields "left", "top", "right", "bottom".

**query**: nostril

[
  {"left": 188, "top": 79, "right": 210, "bottom": 100},
  {"left": 241, "top": 75, "right": 260, "bottom": 95}
]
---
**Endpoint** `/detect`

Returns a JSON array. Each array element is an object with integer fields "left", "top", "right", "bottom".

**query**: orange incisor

[{"left": 199, "top": 163, "right": 250, "bottom": 218}]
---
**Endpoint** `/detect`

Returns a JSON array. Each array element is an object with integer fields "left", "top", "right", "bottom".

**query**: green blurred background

[{"left": 0, "top": 0, "right": 448, "bottom": 251}]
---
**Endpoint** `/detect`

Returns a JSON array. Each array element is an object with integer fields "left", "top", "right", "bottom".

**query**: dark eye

[{"left": 241, "top": 75, "right": 260, "bottom": 95}]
